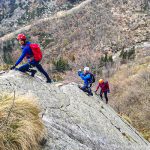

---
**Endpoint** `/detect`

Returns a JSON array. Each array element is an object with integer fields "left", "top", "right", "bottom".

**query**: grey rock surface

[{"left": 0, "top": 71, "right": 149, "bottom": 150}]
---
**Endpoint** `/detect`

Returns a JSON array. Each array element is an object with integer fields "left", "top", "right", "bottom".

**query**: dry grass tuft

[
  {"left": 0, "top": 93, "right": 45, "bottom": 150},
  {"left": 140, "top": 129, "right": 150, "bottom": 142},
  {"left": 0, "top": 64, "right": 11, "bottom": 71},
  {"left": 120, "top": 113, "right": 132, "bottom": 124}
]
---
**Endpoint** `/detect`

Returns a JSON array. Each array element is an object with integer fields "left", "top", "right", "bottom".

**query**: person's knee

[
  {"left": 104, "top": 92, "right": 108, "bottom": 98},
  {"left": 100, "top": 92, "right": 103, "bottom": 97},
  {"left": 104, "top": 96, "right": 108, "bottom": 100},
  {"left": 36, "top": 64, "right": 44, "bottom": 72},
  {"left": 81, "top": 86, "right": 87, "bottom": 92},
  {"left": 81, "top": 87, "right": 86, "bottom": 91},
  {"left": 18, "top": 67, "right": 26, "bottom": 72},
  {"left": 104, "top": 92, "right": 108, "bottom": 100},
  {"left": 18, "top": 64, "right": 30, "bottom": 72}
]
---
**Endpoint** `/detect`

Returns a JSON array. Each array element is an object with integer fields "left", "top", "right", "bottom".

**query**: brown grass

[
  {"left": 120, "top": 113, "right": 132, "bottom": 124},
  {"left": 0, "top": 93, "right": 45, "bottom": 150},
  {"left": 140, "top": 129, "right": 150, "bottom": 142},
  {"left": 110, "top": 57, "right": 150, "bottom": 142},
  {"left": 0, "top": 64, "right": 11, "bottom": 71}
]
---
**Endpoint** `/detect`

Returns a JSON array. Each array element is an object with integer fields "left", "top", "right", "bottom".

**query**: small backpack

[
  {"left": 29, "top": 44, "right": 42, "bottom": 61},
  {"left": 88, "top": 73, "right": 95, "bottom": 83}
]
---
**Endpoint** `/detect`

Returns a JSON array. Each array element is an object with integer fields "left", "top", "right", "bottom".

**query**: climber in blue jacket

[
  {"left": 10, "top": 34, "right": 52, "bottom": 83},
  {"left": 78, "top": 67, "right": 93, "bottom": 96}
]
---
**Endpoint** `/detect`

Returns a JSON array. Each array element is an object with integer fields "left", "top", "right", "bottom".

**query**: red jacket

[{"left": 96, "top": 81, "right": 110, "bottom": 92}]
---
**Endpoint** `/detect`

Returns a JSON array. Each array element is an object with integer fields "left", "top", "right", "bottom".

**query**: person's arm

[
  {"left": 79, "top": 73, "right": 91, "bottom": 81},
  {"left": 78, "top": 70, "right": 82, "bottom": 76},
  {"left": 15, "top": 49, "right": 26, "bottom": 66},
  {"left": 95, "top": 83, "right": 100, "bottom": 92}
]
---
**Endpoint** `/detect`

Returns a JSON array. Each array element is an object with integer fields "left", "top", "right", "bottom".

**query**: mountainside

[
  {"left": 0, "top": 0, "right": 150, "bottom": 145},
  {"left": 0, "top": 0, "right": 149, "bottom": 69},
  {"left": 109, "top": 54, "right": 150, "bottom": 141},
  {"left": 0, "top": 71, "right": 149, "bottom": 150},
  {"left": 0, "top": 0, "right": 82, "bottom": 37}
]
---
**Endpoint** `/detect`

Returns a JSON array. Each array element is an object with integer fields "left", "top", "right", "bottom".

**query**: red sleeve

[{"left": 96, "top": 83, "right": 100, "bottom": 91}]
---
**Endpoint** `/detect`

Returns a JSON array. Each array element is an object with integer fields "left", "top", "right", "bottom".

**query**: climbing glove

[{"left": 10, "top": 65, "right": 16, "bottom": 70}]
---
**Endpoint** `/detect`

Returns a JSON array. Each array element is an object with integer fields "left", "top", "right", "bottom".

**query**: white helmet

[{"left": 84, "top": 67, "right": 90, "bottom": 71}]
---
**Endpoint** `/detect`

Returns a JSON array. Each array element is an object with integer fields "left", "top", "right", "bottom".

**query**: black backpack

[{"left": 88, "top": 73, "right": 95, "bottom": 83}]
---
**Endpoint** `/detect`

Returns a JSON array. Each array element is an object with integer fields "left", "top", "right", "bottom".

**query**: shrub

[
  {"left": 0, "top": 93, "right": 45, "bottom": 150},
  {"left": 3, "top": 52, "right": 13, "bottom": 64},
  {"left": 2, "top": 40, "right": 15, "bottom": 64},
  {"left": 120, "top": 47, "right": 135, "bottom": 64},
  {"left": 53, "top": 57, "right": 70, "bottom": 72},
  {"left": 99, "top": 53, "right": 114, "bottom": 67},
  {"left": 96, "top": 53, "right": 114, "bottom": 77}
]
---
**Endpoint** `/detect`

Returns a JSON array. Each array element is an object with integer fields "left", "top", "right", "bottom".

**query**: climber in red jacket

[{"left": 95, "top": 79, "right": 110, "bottom": 104}]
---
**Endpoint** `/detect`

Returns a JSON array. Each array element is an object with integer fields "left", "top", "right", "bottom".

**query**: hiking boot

[
  {"left": 100, "top": 96, "right": 103, "bottom": 101},
  {"left": 78, "top": 85, "right": 82, "bottom": 89},
  {"left": 46, "top": 79, "right": 52, "bottom": 83},
  {"left": 87, "top": 93, "right": 93, "bottom": 96},
  {"left": 31, "top": 70, "right": 37, "bottom": 77}
]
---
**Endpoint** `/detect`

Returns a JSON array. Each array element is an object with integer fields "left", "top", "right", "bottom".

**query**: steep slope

[
  {"left": 0, "top": 71, "right": 149, "bottom": 150},
  {"left": 109, "top": 55, "right": 150, "bottom": 141}
]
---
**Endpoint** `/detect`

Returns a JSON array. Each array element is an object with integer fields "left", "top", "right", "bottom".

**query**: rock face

[{"left": 0, "top": 71, "right": 149, "bottom": 150}]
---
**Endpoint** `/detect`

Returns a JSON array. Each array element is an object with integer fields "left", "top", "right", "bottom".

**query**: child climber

[{"left": 95, "top": 79, "right": 110, "bottom": 104}]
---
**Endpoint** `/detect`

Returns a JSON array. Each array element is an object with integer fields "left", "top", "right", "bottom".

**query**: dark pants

[
  {"left": 18, "top": 61, "right": 51, "bottom": 81},
  {"left": 81, "top": 84, "right": 93, "bottom": 96},
  {"left": 100, "top": 90, "right": 108, "bottom": 104}
]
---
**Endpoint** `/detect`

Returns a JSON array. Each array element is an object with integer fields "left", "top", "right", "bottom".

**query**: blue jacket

[
  {"left": 15, "top": 41, "right": 33, "bottom": 66},
  {"left": 78, "top": 71, "right": 92, "bottom": 87}
]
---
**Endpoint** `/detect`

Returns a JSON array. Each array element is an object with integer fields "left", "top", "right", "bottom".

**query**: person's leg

[
  {"left": 18, "top": 63, "right": 30, "bottom": 72},
  {"left": 80, "top": 85, "right": 93, "bottom": 96},
  {"left": 29, "top": 69, "right": 37, "bottom": 77},
  {"left": 87, "top": 84, "right": 93, "bottom": 96},
  {"left": 18, "top": 63, "right": 37, "bottom": 77},
  {"left": 104, "top": 91, "right": 108, "bottom": 104},
  {"left": 81, "top": 85, "right": 88, "bottom": 92},
  {"left": 100, "top": 90, "right": 103, "bottom": 100},
  {"left": 34, "top": 62, "right": 51, "bottom": 83}
]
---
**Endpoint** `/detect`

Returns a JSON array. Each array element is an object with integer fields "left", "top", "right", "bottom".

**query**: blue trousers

[
  {"left": 18, "top": 60, "right": 51, "bottom": 80},
  {"left": 81, "top": 84, "right": 93, "bottom": 95}
]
